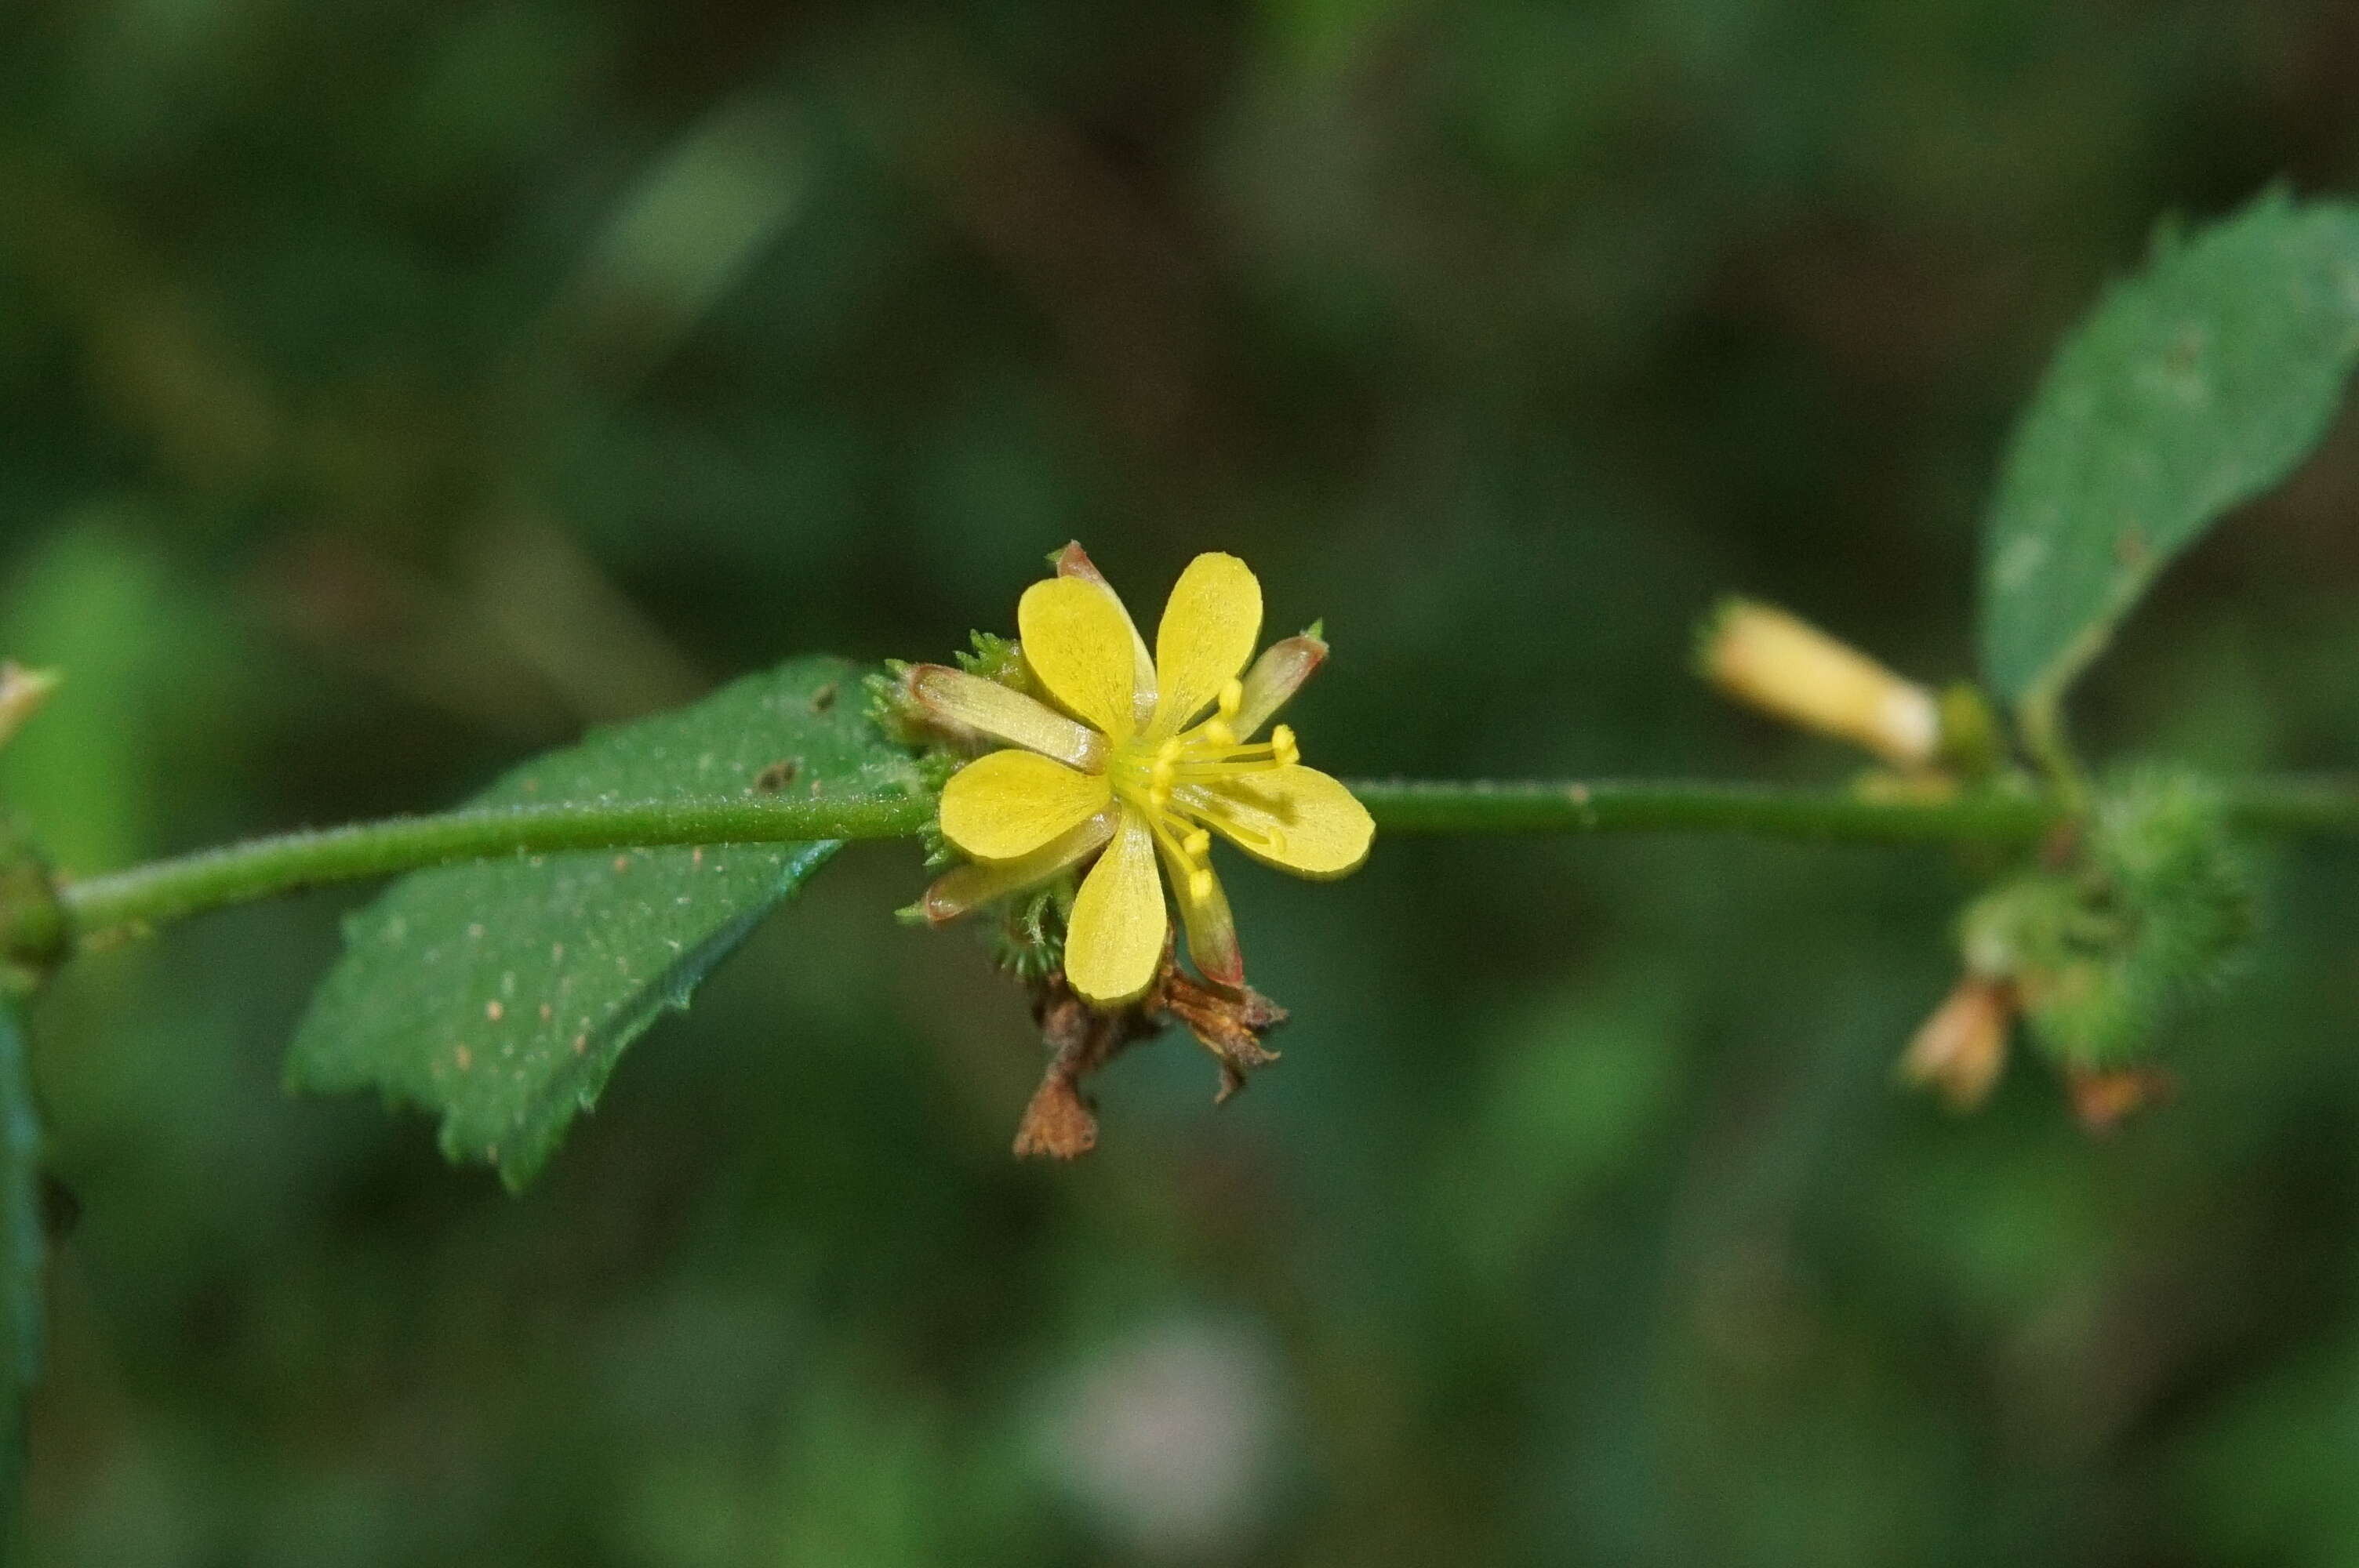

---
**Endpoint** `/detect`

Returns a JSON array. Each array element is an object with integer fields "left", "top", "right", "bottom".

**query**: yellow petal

[
  {"left": 907, "top": 665, "right": 1107, "bottom": 771},
  {"left": 1154, "top": 832, "right": 1241, "bottom": 987},
  {"left": 1020, "top": 575, "right": 1141, "bottom": 742},
  {"left": 1150, "top": 553, "right": 1262, "bottom": 739},
  {"left": 1063, "top": 808, "right": 1165, "bottom": 1004},
  {"left": 1189, "top": 765, "right": 1373, "bottom": 878},
  {"left": 1056, "top": 543, "right": 1158, "bottom": 727},
  {"left": 939, "top": 750, "right": 1113, "bottom": 862},
  {"left": 923, "top": 808, "right": 1117, "bottom": 922}
]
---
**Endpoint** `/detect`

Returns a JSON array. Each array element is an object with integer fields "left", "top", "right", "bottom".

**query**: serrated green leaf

[
  {"left": 0, "top": 1000, "right": 42, "bottom": 1544},
  {"left": 288, "top": 656, "right": 923, "bottom": 1190},
  {"left": 1980, "top": 190, "right": 2359, "bottom": 713}
]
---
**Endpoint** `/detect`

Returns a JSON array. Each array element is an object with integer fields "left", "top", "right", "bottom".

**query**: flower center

[{"left": 1107, "top": 677, "right": 1299, "bottom": 897}]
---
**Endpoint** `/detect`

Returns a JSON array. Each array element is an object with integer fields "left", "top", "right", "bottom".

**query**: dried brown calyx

[
  {"left": 2067, "top": 1065, "right": 2177, "bottom": 1134},
  {"left": 1012, "top": 944, "right": 1288, "bottom": 1160}
]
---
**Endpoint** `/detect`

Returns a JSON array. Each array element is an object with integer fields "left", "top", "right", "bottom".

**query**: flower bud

[
  {"left": 1898, "top": 976, "right": 2012, "bottom": 1111},
  {"left": 0, "top": 663, "right": 60, "bottom": 753},
  {"left": 1701, "top": 600, "right": 1940, "bottom": 768}
]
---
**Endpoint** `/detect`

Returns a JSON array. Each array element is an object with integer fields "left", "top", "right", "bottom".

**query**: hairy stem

[
  {"left": 49, "top": 775, "right": 2359, "bottom": 948},
  {"left": 1349, "top": 780, "right": 2061, "bottom": 841},
  {"left": 60, "top": 793, "right": 935, "bottom": 941}
]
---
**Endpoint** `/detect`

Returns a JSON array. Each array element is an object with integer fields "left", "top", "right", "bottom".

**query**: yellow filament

[{"left": 1110, "top": 710, "right": 1310, "bottom": 866}]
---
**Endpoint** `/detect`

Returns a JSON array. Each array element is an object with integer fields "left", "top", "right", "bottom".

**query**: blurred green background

[{"left": 6, "top": 0, "right": 2359, "bottom": 1562}]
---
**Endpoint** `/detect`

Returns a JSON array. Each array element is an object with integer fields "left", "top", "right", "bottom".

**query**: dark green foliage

[
  {"left": 1981, "top": 192, "right": 2359, "bottom": 714},
  {"left": 288, "top": 657, "right": 924, "bottom": 1189},
  {"left": 0, "top": 1004, "right": 38, "bottom": 1551}
]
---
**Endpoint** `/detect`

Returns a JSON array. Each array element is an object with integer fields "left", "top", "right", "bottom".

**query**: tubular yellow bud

[
  {"left": 1897, "top": 976, "right": 2012, "bottom": 1112},
  {"left": 1702, "top": 600, "right": 1941, "bottom": 769},
  {"left": 0, "top": 663, "right": 61, "bottom": 753}
]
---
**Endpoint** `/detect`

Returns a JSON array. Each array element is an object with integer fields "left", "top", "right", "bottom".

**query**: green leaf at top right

[{"left": 1980, "top": 190, "right": 2359, "bottom": 718}]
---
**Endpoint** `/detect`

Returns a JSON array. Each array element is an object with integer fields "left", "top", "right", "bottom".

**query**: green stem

[
  {"left": 2016, "top": 692, "right": 2092, "bottom": 814},
  {"left": 60, "top": 793, "right": 934, "bottom": 940},
  {"left": 1351, "top": 779, "right": 2063, "bottom": 842},
  {"left": 49, "top": 775, "right": 2359, "bottom": 949}
]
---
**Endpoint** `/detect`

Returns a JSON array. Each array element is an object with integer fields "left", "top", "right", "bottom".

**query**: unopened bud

[
  {"left": 1898, "top": 976, "right": 2012, "bottom": 1111},
  {"left": 0, "top": 663, "right": 61, "bottom": 752},
  {"left": 1701, "top": 601, "right": 1940, "bottom": 768}
]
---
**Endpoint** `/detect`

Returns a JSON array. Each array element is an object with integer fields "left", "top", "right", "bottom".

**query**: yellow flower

[{"left": 911, "top": 545, "right": 1373, "bottom": 1005}]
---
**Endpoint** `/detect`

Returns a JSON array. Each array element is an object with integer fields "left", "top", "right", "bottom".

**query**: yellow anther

[
  {"left": 1204, "top": 720, "right": 1238, "bottom": 748},
  {"left": 1272, "top": 724, "right": 1299, "bottom": 767},
  {"left": 1183, "top": 829, "right": 1211, "bottom": 858},
  {"left": 1188, "top": 869, "right": 1214, "bottom": 902},
  {"left": 1218, "top": 678, "right": 1243, "bottom": 718},
  {"left": 1149, "top": 785, "right": 1170, "bottom": 812}
]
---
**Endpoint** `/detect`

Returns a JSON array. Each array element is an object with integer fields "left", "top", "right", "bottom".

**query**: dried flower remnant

[
  {"left": 2067, "top": 1065, "right": 2176, "bottom": 1134},
  {"left": 911, "top": 544, "right": 1372, "bottom": 1005},
  {"left": 1898, "top": 976, "right": 2014, "bottom": 1111},
  {"left": 1013, "top": 952, "right": 1290, "bottom": 1160},
  {"left": 1701, "top": 600, "right": 1941, "bottom": 769}
]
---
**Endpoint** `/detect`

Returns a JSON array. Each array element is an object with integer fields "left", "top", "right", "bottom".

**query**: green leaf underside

[
  {"left": 0, "top": 1003, "right": 42, "bottom": 1540},
  {"left": 1980, "top": 190, "right": 2359, "bottom": 710},
  {"left": 286, "top": 657, "right": 922, "bottom": 1190}
]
